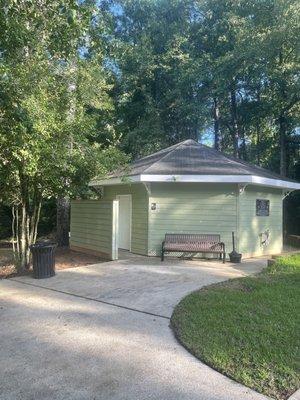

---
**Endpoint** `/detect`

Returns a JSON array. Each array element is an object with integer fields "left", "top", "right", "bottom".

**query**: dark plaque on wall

[{"left": 256, "top": 199, "right": 270, "bottom": 216}]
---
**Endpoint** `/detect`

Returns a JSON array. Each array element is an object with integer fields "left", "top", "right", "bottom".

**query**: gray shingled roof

[{"left": 110, "top": 139, "right": 296, "bottom": 182}]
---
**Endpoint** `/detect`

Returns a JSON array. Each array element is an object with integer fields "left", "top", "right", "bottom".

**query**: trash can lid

[{"left": 30, "top": 241, "right": 57, "bottom": 249}]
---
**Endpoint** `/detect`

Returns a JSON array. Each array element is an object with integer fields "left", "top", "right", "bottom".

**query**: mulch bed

[{"left": 0, "top": 246, "right": 106, "bottom": 279}]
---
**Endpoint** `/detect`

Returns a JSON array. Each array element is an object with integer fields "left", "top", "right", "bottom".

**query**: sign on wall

[{"left": 256, "top": 199, "right": 270, "bottom": 216}]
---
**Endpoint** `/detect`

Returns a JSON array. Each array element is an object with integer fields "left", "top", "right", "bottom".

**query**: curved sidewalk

[{"left": 0, "top": 256, "right": 269, "bottom": 400}]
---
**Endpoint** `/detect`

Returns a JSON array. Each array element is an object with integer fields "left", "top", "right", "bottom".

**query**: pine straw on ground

[{"left": 0, "top": 247, "right": 106, "bottom": 279}]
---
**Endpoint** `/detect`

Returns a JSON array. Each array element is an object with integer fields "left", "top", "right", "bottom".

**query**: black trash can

[
  {"left": 229, "top": 231, "right": 242, "bottom": 263},
  {"left": 30, "top": 242, "right": 57, "bottom": 279},
  {"left": 229, "top": 250, "right": 242, "bottom": 263}
]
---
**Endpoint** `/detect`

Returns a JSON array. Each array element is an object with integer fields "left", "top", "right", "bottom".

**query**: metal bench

[{"left": 161, "top": 233, "right": 226, "bottom": 263}]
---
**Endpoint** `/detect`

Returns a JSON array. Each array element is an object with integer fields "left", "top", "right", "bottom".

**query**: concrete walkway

[{"left": 0, "top": 255, "right": 269, "bottom": 400}]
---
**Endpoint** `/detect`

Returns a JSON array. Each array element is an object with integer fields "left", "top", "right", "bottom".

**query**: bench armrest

[{"left": 210, "top": 241, "right": 225, "bottom": 251}]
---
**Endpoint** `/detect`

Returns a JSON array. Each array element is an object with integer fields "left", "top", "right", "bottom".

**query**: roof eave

[
  {"left": 89, "top": 175, "right": 141, "bottom": 187},
  {"left": 89, "top": 174, "right": 300, "bottom": 190}
]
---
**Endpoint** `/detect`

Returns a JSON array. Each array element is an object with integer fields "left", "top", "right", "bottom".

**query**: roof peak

[
  {"left": 180, "top": 138, "right": 199, "bottom": 145},
  {"left": 134, "top": 138, "right": 201, "bottom": 162},
  {"left": 141, "top": 140, "right": 197, "bottom": 174}
]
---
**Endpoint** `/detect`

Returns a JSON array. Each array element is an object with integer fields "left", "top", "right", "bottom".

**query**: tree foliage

[
  {"left": 101, "top": 0, "right": 299, "bottom": 174},
  {"left": 0, "top": 0, "right": 127, "bottom": 269}
]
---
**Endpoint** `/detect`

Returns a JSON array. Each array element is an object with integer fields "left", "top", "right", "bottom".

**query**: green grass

[{"left": 171, "top": 254, "right": 300, "bottom": 400}]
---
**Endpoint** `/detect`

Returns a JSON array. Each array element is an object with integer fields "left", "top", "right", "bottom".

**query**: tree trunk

[
  {"left": 11, "top": 170, "right": 43, "bottom": 271},
  {"left": 278, "top": 115, "right": 287, "bottom": 176},
  {"left": 230, "top": 89, "right": 239, "bottom": 158},
  {"left": 240, "top": 127, "right": 247, "bottom": 160},
  {"left": 12, "top": 199, "right": 42, "bottom": 271},
  {"left": 256, "top": 123, "right": 261, "bottom": 166},
  {"left": 55, "top": 59, "right": 75, "bottom": 247},
  {"left": 20, "top": 202, "right": 28, "bottom": 269},
  {"left": 56, "top": 196, "right": 70, "bottom": 247},
  {"left": 213, "top": 97, "right": 221, "bottom": 151},
  {"left": 277, "top": 49, "right": 288, "bottom": 177}
]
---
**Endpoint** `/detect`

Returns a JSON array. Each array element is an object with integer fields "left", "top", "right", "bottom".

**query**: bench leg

[
  {"left": 161, "top": 249, "right": 164, "bottom": 262},
  {"left": 223, "top": 252, "right": 226, "bottom": 263}
]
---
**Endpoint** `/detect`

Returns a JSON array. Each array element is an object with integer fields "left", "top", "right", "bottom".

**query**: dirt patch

[
  {"left": 0, "top": 247, "right": 106, "bottom": 279},
  {"left": 54, "top": 247, "right": 106, "bottom": 270}
]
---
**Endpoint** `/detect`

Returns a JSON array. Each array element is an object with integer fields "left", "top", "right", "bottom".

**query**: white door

[{"left": 117, "top": 195, "right": 131, "bottom": 250}]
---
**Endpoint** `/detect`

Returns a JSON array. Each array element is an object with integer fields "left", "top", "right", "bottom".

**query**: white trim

[
  {"left": 90, "top": 174, "right": 300, "bottom": 190},
  {"left": 282, "top": 190, "right": 292, "bottom": 200},
  {"left": 238, "top": 183, "right": 249, "bottom": 194},
  {"left": 89, "top": 175, "right": 141, "bottom": 186},
  {"left": 111, "top": 200, "right": 119, "bottom": 260},
  {"left": 116, "top": 194, "right": 132, "bottom": 251},
  {"left": 143, "top": 182, "right": 151, "bottom": 195},
  {"left": 140, "top": 174, "right": 300, "bottom": 189}
]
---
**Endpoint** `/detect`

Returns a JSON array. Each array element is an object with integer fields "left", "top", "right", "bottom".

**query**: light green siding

[
  {"left": 148, "top": 183, "right": 238, "bottom": 257},
  {"left": 238, "top": 186, "right": 283, "bottom": 257},
  {"left": 103, "top": 184, "right": 148, "bottom": 255},
  {"left": 70, "top": 200, "right": 117, "bottom": 259},
  {"left": 71, "top": 182, "right": 283, "bottom": 260}
]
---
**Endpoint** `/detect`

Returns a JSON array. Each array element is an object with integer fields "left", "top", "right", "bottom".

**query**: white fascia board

[
  {"left": 250, "top": 175, "right": 300, "bottom": 190},
  {"left": 89, "top": 175, "right": 141, "bottom": 187},
  {"left": 139, "top": 174, "right": 300, "bottom": 190},
  {"left": 89, "top": 173, "right": 300, "bottom": 190}
]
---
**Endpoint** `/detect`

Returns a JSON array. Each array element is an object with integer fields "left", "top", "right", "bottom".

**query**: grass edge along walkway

[{"left": 171, "top": 254, "right": 300, "bottom": 400}]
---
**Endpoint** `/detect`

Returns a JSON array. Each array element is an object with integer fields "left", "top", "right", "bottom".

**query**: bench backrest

[{"left": 165, "top": 233, "right": 220, "bottom": 244}]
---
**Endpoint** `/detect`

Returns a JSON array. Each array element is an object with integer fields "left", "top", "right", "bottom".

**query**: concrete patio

[{"left": 0, "top": 254, "right": 269, "bottom": 400}]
